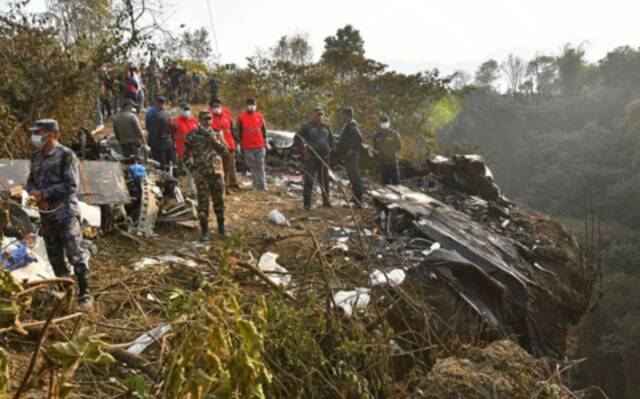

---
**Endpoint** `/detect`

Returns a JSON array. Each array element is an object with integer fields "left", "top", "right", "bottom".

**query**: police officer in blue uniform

[
  {"left": 337, "top": 107, "right": 365, "bottom": 208},
  {"left": 294, "top": 107, "right": 335, "bottom": 210},
  {"left": 26, "top": 119, "right": 92, "bottom": 310}
]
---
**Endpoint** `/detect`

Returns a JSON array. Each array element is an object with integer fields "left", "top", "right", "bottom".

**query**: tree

[
  {"left": 322, "top": 24, "right": 365, "bottom": 58},
  {"left": 449, "top": 70, "right": 472, "bottom": 90},
  {"left": 526, "top": 55, "right": 557, "bottom": 96},
  {"left": 501, "top": 54, "right": 526, "bottom": 93},
  {"left": 556, "top": 43, "right": 587, "bottom": 96},
  {"left": 271, "top": 33, "right": 313, "bottom": 65},
  {"left": 180, "top": 27, "right": 212, "bottom": 64},
  {"left": 474, "top": 59, "right": 500, "bottom": 89}
]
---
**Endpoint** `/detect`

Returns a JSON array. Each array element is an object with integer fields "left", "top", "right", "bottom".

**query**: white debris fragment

[
  {"left": 156, "top": 255, "right": 198, "bottom": 268},
  {"left": 369, "top": 269, "right": 406, "bottom": 287},
  {"left": 133, "top": 258, "right": 160, "bottom": 270},
  {"left": 332, "top": 242, "right": 349, "bottom": 252},
  {"left": 337, "top": 236, "right": 349, "bottom": 243},
  {"left": 422, "top": 242, "right": 441, "bottom": 256},
  {"left": 267, "top": 209, "right": 289, "bottom": 226},
  {"left": 132, "top": 255, "right": 198, "bottom": 270},
  {"left": 257, "top": 252, "right": 291, "bottom": 287},
  {"left": 126, "top": 324, "right": 172, "bottom": 355},
  {"left": 79, "top": 201, "right": 102, "bottom": 227},
  {"left": 333, "top": 288, "right": 371, "bottom": 317}
]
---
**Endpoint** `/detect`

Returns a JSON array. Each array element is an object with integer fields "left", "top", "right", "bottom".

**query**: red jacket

[
  {"left": 237, "top": 111, "right": 266, "bottom": 150},
  {"left": 211, "top": 107, "right": 235, "bottom": 151},
  {"left": 173, "top": 116, "right": 198, "bottom": 159}
]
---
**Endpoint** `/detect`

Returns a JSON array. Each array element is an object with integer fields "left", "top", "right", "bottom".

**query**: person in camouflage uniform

[
  {"left": 183, "top": 110, "right": 229, "bottom": 240},
  {"left": 25, "top": 119, "right": 92, "bottom": 310}
]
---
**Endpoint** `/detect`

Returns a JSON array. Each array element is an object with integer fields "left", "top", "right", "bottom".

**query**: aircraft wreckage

[{"left": 1, "top": 132, "right": 593, "bottom": 364}]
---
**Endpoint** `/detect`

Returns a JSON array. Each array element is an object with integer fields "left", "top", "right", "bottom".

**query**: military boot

[
  {"left": 217, "top": 215, "right": 226, "bottom": 237},
  {"left": 77, "top": 273, "right": 94, "bottom": 312},
  {"left": 200, "top": 218, "right": 211, "bottom": 241}
]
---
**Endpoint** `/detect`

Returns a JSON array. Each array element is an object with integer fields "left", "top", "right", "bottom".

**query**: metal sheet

[
  {"left": 77, "top": 161, "right": 130, "bottom": 205},
  {"left": 0, "top": 159, "right": 130, "bottom": 205},
  {"left": 0, "top": 159, "right": 30, "bottom": 190}
]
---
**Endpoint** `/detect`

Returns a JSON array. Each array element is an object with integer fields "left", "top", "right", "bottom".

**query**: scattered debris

[
  {"left": 257, "top": 252, "right": 291, "bottom": 287},
  {"left": 126, "top": 324, "right": 172, "bottom": 355},
  {"left": 267, "top": 209, "right": 289, "bottom": 226},
  {"left": 333, "top": 288, "right": 371, "bottom": 317}
]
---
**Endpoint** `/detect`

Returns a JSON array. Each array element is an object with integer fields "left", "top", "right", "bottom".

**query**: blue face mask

[
  {"left": 182, "top": 110, "right": 191, "bottom": 118},
  {"left": 30, "top": 134, "right": 48, "bottom": 149},
  {"left": 381, "top": 122, "right": 390, "bottom": 129}
]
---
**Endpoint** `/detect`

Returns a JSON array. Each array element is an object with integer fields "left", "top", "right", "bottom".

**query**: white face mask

[
  {"left": 213, "top": 107, "right": 222, "bottom": 115},
  {"left": 31, "top": 134, "right": 47, "bottom": 149},
  {"left": 181, "top": 110, "right": 191, "bottom": 118},
  {"left": 381, "top": 122, "right": 390, "bottom": 129},
  {"left": 247, "top": 105, "right": 257, "bottom": 112}
]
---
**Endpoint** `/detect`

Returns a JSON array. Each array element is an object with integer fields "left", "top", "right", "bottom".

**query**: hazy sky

[{"left": 22, "top": 0, "right": 640, "bottom": 74}]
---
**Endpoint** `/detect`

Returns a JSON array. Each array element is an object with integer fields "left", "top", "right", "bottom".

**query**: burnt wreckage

[
  {"left": 367, "top": 155, "right": 593, "bottom": 361},
  {"left": 1, "top": 128, "right": 592, "bottom": 363}
]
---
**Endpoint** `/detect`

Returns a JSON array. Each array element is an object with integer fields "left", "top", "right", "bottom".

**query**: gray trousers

[{"left": 244, "top": 148, "right": 267, "bottom": 190}]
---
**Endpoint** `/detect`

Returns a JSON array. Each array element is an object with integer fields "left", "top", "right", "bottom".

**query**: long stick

[
  {"left": 236, "top": 260, "right": 295, "bottom": 301},
  {"left": 13, "top": 298, "right": 64, "bottom": 399}
]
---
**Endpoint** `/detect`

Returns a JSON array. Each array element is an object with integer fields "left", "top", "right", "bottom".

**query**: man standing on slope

[
  {"left": 26, "top": 119, "right": 92, "bottom": 310},
  {"left": 211, "top": 98, "right": 239, "bottom": 192},
  {"left": 237, "top": 98, "right": 269, "bottom": 191},
  {"left": 183, "top": 111, "right": 229, "bottom": 240},
  {"left": 372, "top": 114, "right": 402, "bottom": 185},
  {"left": 112, "top": 98, "right": 147, "bottom": 158},
  {"left": 337, "top": 107, "right": 365, "bottom": 208},
  {"left": 294, "top": 107, "right": 334, "bottom": 210},
  {"left": 147, "top": 96, "right": 175, "bottom": 169}
]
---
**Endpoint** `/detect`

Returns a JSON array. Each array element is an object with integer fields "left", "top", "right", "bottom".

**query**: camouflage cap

[{"left": 28, "top": 119, "right": 59, "bottom": 133}]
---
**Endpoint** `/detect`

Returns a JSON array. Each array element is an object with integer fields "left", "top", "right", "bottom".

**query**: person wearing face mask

[
  {"left": 237, "top": 98, "right": 269, "bottom": 191},
  {"left": 337, "top": 107, "right": 365, "bottom": 208},
  {"left": 183, "top": 111, "right": 230, "bottom": 240},
  {"left": 25, "top": 119, "right": 92, "bottom": 311},
  {"left": 173, "top": 103, "right": 198, "bottom": 160},
  {"left": 372, "top": 114, "right": 402, "bottom": 185},
  {"left": 210, "top": 98, "right": 239, "bottom": 192}
]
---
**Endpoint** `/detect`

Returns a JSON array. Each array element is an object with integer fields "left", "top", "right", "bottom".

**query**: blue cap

[
  {"left": 313, "top": 107, "right": 324, "bottom": 114},
  {"left": 28, "top": 119, "right": 59, "bottom": 133}
]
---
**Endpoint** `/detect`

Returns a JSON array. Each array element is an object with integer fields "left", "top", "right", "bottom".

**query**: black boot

[
  {"left": 77, "top": 272, "right": 93, "bottom": 311},
  {"left": 217, "top": 215, "right": 226, "bottom": 237},
  {"left": 200, "top": 217, "right": 211, "bottom": 241}
]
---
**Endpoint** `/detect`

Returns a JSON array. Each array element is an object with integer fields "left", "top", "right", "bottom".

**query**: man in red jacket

[
  {"left": 236, "top": 98, "right": 269, "bottom": 190},
  {"left": 173, "top": 103, "right": 198, "bottom": 160},
  {"left": 211, "top": 98, "right": 238, "bottom": 192}
]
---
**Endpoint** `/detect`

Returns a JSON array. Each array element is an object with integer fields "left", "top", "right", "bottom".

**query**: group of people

[
  {"left": 23, "top": 93, "right": 403, "bottom": 312},
  {"left": 112, "top": 94, "right": 270, "bottom": 240},
  {"left": 98, "top": 60, "right": 216, "bottom": 122},
  {"left": 295, "top": 107, "right": 402, "bottom": 210}
]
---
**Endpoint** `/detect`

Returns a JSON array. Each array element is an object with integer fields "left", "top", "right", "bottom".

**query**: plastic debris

[
  {"left": 257, "top": 252, "right": 291, "bottom": 287},
  {"left": 1, "top": 239, "right": 37, "bottom": 271},
  {"left": 267, "top": 209, "right": 289, "bottom": 226},
  {"left": 126, "top": 324, "right": 172, "bottom": 355},
  {"left": 369, "top": 269, "right": 406, "bottom": 287},
  {"left": 333, "top": 288, "right": 371, "bottom": 317},
  {"left": 4, "top": 236, "right": 54, "bottom": 282}
]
